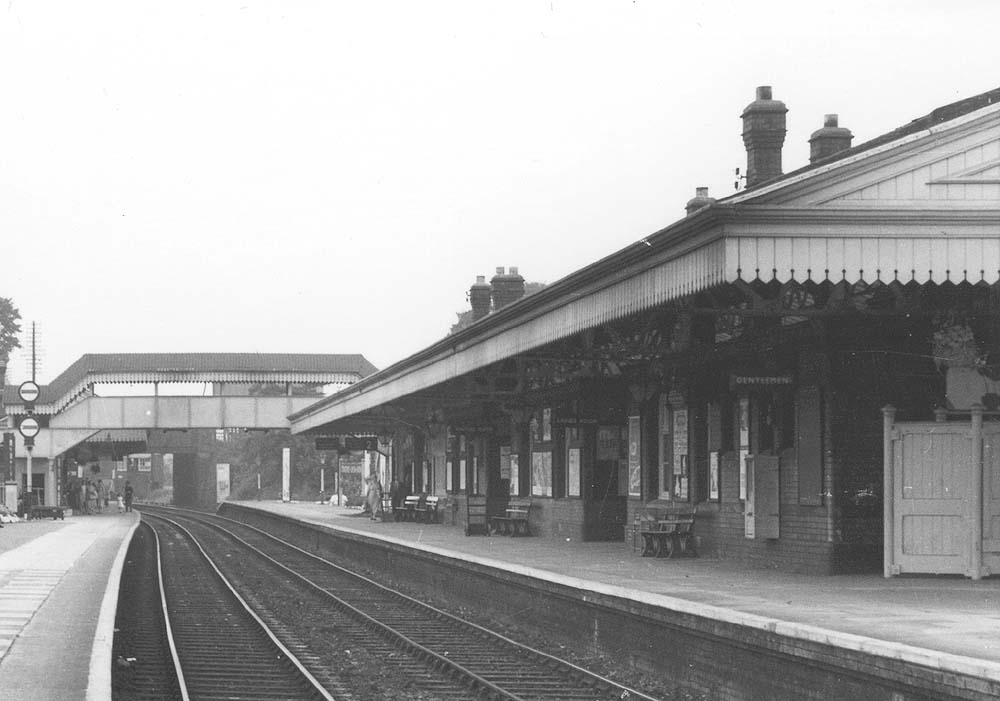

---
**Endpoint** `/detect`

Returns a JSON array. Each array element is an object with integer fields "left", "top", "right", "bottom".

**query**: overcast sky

[{"left": 2, "top": 1, "right": 998, "bottom": 384}]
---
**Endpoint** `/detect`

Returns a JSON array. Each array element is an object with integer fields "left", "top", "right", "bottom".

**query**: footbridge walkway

[{"left": 1, "top": 353, "right": 377, "bottom": 504}]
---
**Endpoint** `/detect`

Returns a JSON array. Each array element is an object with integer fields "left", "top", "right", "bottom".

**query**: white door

[{"left": 892, "top": 425, "right": 971, "bottom": 575}]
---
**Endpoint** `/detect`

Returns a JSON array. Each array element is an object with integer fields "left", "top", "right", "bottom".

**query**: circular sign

[
  {"left": 18, "top": 381, "right": 40, "bottom": 404},
  {"left": 18, "top": 416, "right": 40, "bottom": 439}
]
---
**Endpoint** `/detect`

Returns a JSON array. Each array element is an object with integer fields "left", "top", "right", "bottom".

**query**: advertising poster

[
  {"left": 282, "top": 448, "right": 291, "bottom": 502},
  {"left": 628, "top": 416, "right": 641, "bottom": 497},
  {"left": 739, "top": 397, "right": 750, "bottom": 501},
  {"left": 567, "top": 447, "right": 581, "bottom": 497},
  {"left": 216, "top": 463, "right": 230, "bottom": 503},
  {"left": 709, "top": 451, "right": 720, "bottom": 501}
]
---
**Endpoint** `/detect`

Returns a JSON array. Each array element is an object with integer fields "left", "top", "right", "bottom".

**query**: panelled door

[
  {"left": 892, "top": 425, "right": 971, "bottom": 575},
  {"left": 982, "top": 427, "right": 1000, "bottom": 574}
]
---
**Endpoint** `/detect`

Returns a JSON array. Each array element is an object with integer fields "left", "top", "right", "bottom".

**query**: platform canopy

[{"left": 290, "top": 88, "right": 1000, "bottom": 435}]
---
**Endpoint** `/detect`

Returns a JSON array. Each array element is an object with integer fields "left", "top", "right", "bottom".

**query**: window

[
  {"left": 672, "top": 408, "right": 689, "bottom": 501},
  {"left": 531, "top": 451, "right": 552, "bottom": 496},
  {"left": 127, "top": 454, "right": 152, "bottom": 472},
  {"left": 529, "top": 408, "right": 554, "bottom": 497}
]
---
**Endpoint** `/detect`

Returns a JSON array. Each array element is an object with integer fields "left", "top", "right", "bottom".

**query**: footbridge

[{"left": 1, "top": 353, "right": 377, "bottom": 506}]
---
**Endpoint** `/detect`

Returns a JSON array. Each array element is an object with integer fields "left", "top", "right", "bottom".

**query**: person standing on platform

[
  {"left": 100, "top": 478, "right": 110, "bottom": 510},
  {"left": 79, "top": 480, "right": 89, "bottom": 514},
  {"left": 87, "top": 480, "right": 99, "bottom": 514},
  {"left": 123, "top": 481, "right": 134, "bottom": 513},
  {"left": 388, "top": 478, "right": 403, "bottom": 521},
  {"left": 116, "top": 491, "right": 125, "bottom": 513},
  {"left": 367, "top": 476, "right": 383, "bottom": 521}
]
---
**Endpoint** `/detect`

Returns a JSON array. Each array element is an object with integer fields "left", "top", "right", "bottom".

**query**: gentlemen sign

[{"left": 730, "top": 374, "right": 794, "bottom": 388}]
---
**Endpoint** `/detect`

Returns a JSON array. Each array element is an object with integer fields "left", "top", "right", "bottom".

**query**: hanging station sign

[
  {"left": 18, "top": 416, "right": 40, "bottom": 439},
  {"left": 18, "top": 381, "right": 40, "bottom": 404}
]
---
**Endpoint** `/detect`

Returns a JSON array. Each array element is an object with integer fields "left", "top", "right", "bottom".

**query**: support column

[
  {"left": 882, "top": 405, "right": 896, "bottom": 578},
  {"left": 25, "top": 447, "right": 33, "bottom": 510},
  {"left": 970, "top": 403, "right": 984, "bottom": 580}
]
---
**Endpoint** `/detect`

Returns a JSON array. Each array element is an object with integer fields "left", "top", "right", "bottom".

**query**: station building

[{"left": 298, "top": 85, "right": 1000, "bottom": 575}]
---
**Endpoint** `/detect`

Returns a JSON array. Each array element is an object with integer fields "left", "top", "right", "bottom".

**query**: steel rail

[
  {"left": 145, "top": 505, "right": 660, "bottom": 701},
  {"left": 151, "top": 520, "right": 191, "bottom": 701},
  {"left": 143, "top": 512, "right": 337, "bottom": 701},
  {"left": 155, "top": 509, "right": 524, "bottom": 700}
]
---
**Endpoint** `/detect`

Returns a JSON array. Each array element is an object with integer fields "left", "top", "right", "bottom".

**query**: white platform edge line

[
  {"left": 87, "top": 519, "right": 141, "bottom": 701},
  {"left": 314, "top": 518, "right": 1000, "bottom": 684}
]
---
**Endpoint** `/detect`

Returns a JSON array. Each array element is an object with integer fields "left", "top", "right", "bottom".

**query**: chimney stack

[
  {"left": 469, "top": 275, "right": 492, "bottom": 321},
  {"left": 741, "top": 86, "right": 787, "bottom": 188},
  {"left": 809, "top": 114, "right": 853, "bottom": 163},
  {"left": 685, "top": 186, "right": 716, "bottom": 215},
  {"left": 491, "top": 266, "right": 526, "bottom": 311}
]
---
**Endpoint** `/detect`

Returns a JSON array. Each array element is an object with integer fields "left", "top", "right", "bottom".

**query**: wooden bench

[
  {"left": 638, "top": 506, "right": 698, "bottom": 558},
  {"left": 489, "top": 497, "right": 532, "bottom": 536},
  {"left": 412, "top": 494, "right": 441, "bottom": 523},
  {"left": 401, "top": 495, "right": 421, "bottom": 522},
  {"left": 465, "top": 495, "right": 489, "bottom": 536},
  {"left": 29, "top": 505, "right": 65, "bottom": 521},
  {"left": 420, "top": 495, "right": 441, "bottom": 523}
]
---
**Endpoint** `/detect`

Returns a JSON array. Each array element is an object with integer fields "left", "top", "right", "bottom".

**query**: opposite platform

[
  {"left": 235, "top": 501, "right": 1000, "bottom": 678},
  {"left": 0, "top": 511, "right": 139, "bottom": 701}
]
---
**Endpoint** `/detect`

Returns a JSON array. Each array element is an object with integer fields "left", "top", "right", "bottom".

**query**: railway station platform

[
  {"left": 238, "top": 500, "right": 1000, "bottom": 694},
  {"left": 0, "top": 510, "right": 138, "bottom": 701}
]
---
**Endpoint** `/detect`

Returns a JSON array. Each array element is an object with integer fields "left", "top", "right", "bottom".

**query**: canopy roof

[
  {"left": 284, "top": 85, "right": 998, "bottom": 432},
  {"left": 3, "top": 352, "right": 378, "bottom": 413}
]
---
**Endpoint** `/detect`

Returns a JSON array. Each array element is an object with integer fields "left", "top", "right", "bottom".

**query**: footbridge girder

[{"left": 50, "top": 395, "right": 322, "bottom": 431}]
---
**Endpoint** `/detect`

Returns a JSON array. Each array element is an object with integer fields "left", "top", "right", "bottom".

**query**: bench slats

[
  {"left": 637, "top": 507, "right": 698, "bottom": 558},
  {"left": 490, "top": 498, "right": 532, "bottom": 536}
]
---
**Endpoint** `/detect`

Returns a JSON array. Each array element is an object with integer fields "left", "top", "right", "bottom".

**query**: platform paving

[
  {"left": 0, "top": 510, "right": 138, "bottom": 701},
  {"left": 243, "top": 500, "right": 1000, "bottom": 680}
]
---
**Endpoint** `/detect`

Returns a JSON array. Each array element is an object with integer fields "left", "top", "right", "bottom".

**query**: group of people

[
  {"left": 63, "top": 477, "right": 133, "bottom": 514},
  {"left": 363, "top": 475, "right": 411, "bottom": 522}
]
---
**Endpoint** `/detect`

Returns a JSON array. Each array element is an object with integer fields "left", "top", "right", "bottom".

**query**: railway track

[
  {"left": 127, "top": 513, "right": 333, "bottom": 700},
  {"left": 112, "top": 521, "right": 183, "bottom": 700},
  {"left": 137, "top": 505, "right": 663, "bottom": 700}
]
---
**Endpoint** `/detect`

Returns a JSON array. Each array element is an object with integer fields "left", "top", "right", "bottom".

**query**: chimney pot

[
  {"left": 469, "top": 275, "right": 492, "bottom": 321},
  {"left": 685, "top": 186, "right": 716, "bottom": 215},
  {"left": 741, "top": 86, "right": 788, "bottom": 188},
  {"left": 809, "top": 113, "right": 853, "bottom": 163},
  {"left": 491, "top": 266, "right": 526, "bottom": 311}
]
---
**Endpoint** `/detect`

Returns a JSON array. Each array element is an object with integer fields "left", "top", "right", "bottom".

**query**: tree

[{"left": 0, "top": 297, "right": 22, "bottom": 383}]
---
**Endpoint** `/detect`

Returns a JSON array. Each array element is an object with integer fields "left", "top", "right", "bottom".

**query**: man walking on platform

[{"left": 123, "top": 481, "right": 134, "bottom": 513}]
